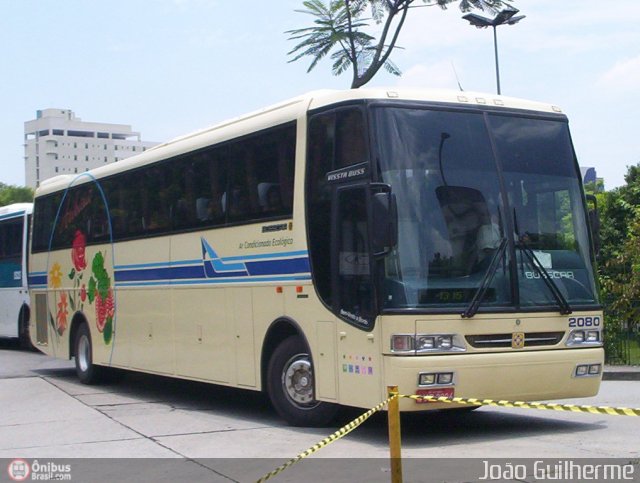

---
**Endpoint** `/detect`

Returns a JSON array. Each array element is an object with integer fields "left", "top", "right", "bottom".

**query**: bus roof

[
  {"left": 0, "top": 203, "right": 33, "bottom": 216},
  {"left": 34, "top": 88, "right": 564, "bottom": 197}
]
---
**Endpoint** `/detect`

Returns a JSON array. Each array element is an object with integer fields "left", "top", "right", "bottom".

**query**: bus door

[
  {"left": 307, "top": 106, "right": 394, "bottom": 406},
  {"left": 0, "top": 214, "right": 25, "bottom": 337},
  {"left": 332, "top": 182, "right": 376, "bottom": 329}
]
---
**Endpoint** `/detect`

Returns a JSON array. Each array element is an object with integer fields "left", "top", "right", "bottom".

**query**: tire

[
  {"left": 74, "top": 324, "right": 102, "bottom": 384},
  {"left": 18, "top": 306, "right": 35, "bottom": 351},
  {"left": 267, "top": 336, "right": 338, "bottom": 427}
]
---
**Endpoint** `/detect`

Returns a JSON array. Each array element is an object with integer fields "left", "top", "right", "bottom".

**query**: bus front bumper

[{"left": 383, "top": 347, "right": 604, "bottom": 411}]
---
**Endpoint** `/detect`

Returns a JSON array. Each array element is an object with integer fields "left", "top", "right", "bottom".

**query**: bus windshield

[{"left": 373, "top": 106, "right": 598, "bottom": 312}]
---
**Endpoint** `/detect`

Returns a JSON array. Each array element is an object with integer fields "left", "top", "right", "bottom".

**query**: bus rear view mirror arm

[{"left": 371, "top": 185, "right": 398, "bottom": 257}]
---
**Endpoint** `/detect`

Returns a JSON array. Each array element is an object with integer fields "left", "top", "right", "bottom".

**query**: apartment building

[{"left": 24, "top": 109, "right": 159, "bottom": 188}]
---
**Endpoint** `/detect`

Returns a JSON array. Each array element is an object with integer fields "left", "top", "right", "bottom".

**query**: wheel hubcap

[
  {"left": 282, "top": 354, "right": 315, "bottom": 407},
  {"left": 78, "top": 335, "right": 90, "bottom": 373}
]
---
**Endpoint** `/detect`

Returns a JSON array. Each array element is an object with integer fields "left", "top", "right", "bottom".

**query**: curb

[{"left": 603, "top": 367, "right": 640, "bottom": 381}]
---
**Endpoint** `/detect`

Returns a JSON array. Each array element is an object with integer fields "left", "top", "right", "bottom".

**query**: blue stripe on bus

[
  {"left": 112, "top": 251, "right": 309, "bottom": 270},
  {"left": 115, "top": 274, "right": 311, "bottom": 288},
  {"left": 29, "top": 270, "right": 312, "bottom": 287},
  {"left": 113, "top": 259, "right": 203, "bottom": 270},
  {"left": 115, "top": 257, "right": 310, "bottom": 283},
  {"left": 30, "top": 242, "right": 310, "bottom": 288},
  {"left": 224, "top": 250, "right": 309, "bottom": 262},
  {"left": 245, "top": 257, "right": 310, "bottom": 276},
  {"left": 28, "top": 275, "right": 47, "bottom": 286},
  {"left": 0, "top": 211, "right": 25, "bottom": 221}
]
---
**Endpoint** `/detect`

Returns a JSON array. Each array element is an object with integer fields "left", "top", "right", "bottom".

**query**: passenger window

[{"left": 32, "top": 193, "right": 63, "bottom": 252}]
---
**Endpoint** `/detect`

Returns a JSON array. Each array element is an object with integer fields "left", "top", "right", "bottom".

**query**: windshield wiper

[
  {"left": 462, "top": 237, "right": 508, "bottom": 318},
  {"left": 516, "top": 234, "right": 573, "bottom": 315}
]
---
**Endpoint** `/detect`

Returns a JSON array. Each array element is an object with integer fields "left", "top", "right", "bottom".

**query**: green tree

[
  {"left": 287, "top": 0, "right": 513, "bottom": 88},
  {"left": 0, "top": 183, "right": 34, "bottom": 206},
  {"left": 596, "top": 163, "right": 640, "bottom": 363}
]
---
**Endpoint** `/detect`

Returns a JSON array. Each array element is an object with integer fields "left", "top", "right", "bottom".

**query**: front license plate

[{"left": 415, "top": 387, "right": 454, "bottom": 403}]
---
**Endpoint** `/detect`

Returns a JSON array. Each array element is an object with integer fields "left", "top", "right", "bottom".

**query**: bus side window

[
  {"left": 335, "top": 109, "right": 368, "bottom": 168},
  {"left": 306, "top": 107, "right": 369, "bottom": 309},
  {"left": 32, "top": 193, "right": 62, "bottom": 252},
  {"left": 52, "top": 185, "right": 91, "bottom": 249}
]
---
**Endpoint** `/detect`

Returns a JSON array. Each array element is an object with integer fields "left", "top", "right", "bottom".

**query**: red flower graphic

[
  {"left": 95, "top": 288, "right": 114, "bottom": 333},
  {"left": 80, "top": 284, "right": 87, "bottom": 302},
  {"left": 56, "top": 293, "right": 69, "bottom": 333},
  {"left": 71, "top": 230, "right": 87, "bottom": 271}
]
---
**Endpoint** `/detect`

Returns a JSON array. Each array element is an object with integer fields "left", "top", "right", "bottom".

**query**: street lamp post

[{"left": 463, "top": 8, "right": 525, "bottom": 95}]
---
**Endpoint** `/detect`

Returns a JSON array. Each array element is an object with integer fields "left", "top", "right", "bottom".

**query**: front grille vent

[{"left": 465, "top": 331, "right": 564, "bottom": 349}]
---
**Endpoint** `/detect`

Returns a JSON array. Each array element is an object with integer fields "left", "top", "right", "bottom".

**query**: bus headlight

[
  {"left": 416, "top": 336, "right": 435, "bottom": 350},
  {"left": 586, "top": 330, "right": 600, "bottom": 343},
  {"left": 437, "top": 335, "right": 453, "bottom": 350},
  {"left": 567, "top": 329, "right": 602, "bottom": 346},
  {"left": 570, "top": 331, "right": 585, "bottom": 343},
  {"left": 391, "top": 334, "right": 465, "bottom": 354}
]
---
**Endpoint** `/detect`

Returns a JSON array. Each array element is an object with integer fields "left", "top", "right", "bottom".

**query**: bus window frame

[{"left": 31, "top": 121, "right": 297, "bottom": 253}]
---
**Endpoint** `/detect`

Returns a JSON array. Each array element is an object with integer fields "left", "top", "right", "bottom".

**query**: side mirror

[
  {"left": 586, "top": 194, "right": 601, "bottom": 255},
  {"left": 371, "top": 186, "right": 398, "bottom": 257}
]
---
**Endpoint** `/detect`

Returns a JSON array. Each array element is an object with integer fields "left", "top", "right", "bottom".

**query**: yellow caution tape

[
  {"left": 257, "top": 392, "right": 639, "bottom": 482},
  {"left": 401, "top": 394, "right": 640, "bottom": 416},
  {"left": 255, "top": 396, "right": 395, "bottom": 483}
]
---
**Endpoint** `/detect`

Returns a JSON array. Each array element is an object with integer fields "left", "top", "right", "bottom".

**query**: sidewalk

[{"left": 603, "top": 365, "right": 640, "bottom": 381}]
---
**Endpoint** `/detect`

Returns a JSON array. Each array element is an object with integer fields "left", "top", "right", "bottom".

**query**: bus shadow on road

[
  {"left": 337, "top": 406, "right": 605, "bottom": 451},
  {"left": 34, "top": 366, "right": 279, "bottom": 423},
  {"left": 32, "top": 366, "right": 604, "bottom": 448}
]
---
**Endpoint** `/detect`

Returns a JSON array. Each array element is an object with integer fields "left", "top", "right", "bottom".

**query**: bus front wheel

[
  {"left": 267, "top": 336, "right": 338, "bottom": 427},
  {"left": 74, "top": 324, "right": 102, "bottom": 385}
]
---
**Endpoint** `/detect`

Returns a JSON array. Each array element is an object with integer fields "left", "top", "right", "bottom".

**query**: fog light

[
  {"left": 586, "top": 331, "right": 600, "bottom": 343},
  {"left": 589, "top": 364, "right": 602, "bottom": 375},
  {"left": 575, "top": 365, "right": 588, "bottom": 376},
  {"left": 419, "top": 373, "right": 436, "bottom": 385},
  {"left": 437, "top": 372, "right": 454, "bottom": 385},
  {"left": 417, "top": 336, "right": 435, "bottom": 350},
  {"left": 392, "top": 335, "right": 413, "bottom": 352},
  {"left": 437, "top": 336, "right": 453, "bottom": 349}
]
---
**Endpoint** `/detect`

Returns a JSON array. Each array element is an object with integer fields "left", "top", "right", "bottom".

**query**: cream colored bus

[{"left": 29, "top": 89, "right": 603, "bottom": 426}]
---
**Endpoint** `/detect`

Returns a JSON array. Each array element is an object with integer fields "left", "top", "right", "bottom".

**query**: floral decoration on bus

[{"left": 48, "top": 229, "right": 114, "bottom": 345}]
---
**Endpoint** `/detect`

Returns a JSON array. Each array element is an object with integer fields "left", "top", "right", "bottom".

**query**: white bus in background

[
  {"left": 0, "top": 203, "right": 33, "bottom": 347},
  {"left": 29, "top": 89, "right": 603, "bottom": 426}
]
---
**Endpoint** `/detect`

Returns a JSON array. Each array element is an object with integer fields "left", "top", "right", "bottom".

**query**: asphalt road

[{"left": 1, "top": 341, "right": 639, "bottom": 482}]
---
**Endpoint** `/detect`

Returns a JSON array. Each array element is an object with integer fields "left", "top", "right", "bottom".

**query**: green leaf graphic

[
  {"left": 88, "top": 277, "right": 97, "bottom": 303},
  {"left": 92, "top": 251, "right": 111, "bottom": 299},
  {"left": 103, "top": 317, "right": 113, "bottom": 345}
]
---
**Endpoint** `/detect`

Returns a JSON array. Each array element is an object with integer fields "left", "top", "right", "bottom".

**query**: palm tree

[{"left": 286, "top": 0, "right": 513, "bottom": 88}]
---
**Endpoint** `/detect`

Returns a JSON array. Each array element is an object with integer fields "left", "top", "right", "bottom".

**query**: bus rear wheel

[
  {"left": 267, "top": 336, "right": 338, "bottom": 427},
  {"left": 74, "top": 324, "right": 102, "bottom": 384}
]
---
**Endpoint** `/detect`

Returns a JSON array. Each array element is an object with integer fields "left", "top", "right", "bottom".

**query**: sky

[{"left": 1, "top": 0, "right": 638, "bottom": 190}]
